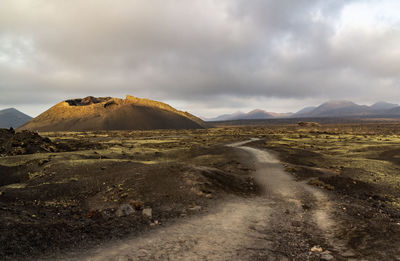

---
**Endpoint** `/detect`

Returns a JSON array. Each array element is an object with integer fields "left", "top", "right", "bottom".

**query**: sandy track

[{"left": 63, "top": 141, "right": 353, "bottom": 261}]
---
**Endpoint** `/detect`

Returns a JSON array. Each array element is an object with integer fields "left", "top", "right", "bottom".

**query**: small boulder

[
  {"left": 341, "top": 250, "right": 356, "bottom": 257},
  {"left": 188, "top": 206, "right": 202, "bottom": 211},
  {"left": 115, "top": 204, "right": 135, "bottom": 217},
  {"left": 320, "top": 251, "right": 334, "bottom": 261},
  {"left": 142, "top": 208, "right": 152, "bottom": 218},
  {"left": 311, "top": 246, "right": 323, "bottom": 253}
]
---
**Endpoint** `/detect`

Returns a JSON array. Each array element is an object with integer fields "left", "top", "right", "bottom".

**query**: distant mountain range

[
  {"left": 369, "top": 101, "right": 399, "bottom": 110},
  {"left": 206, "top": 101, "right": 400, "bottom": 121},
  {"left": 0, "top": 108, "right": 32, "bottom": 128},
  {"left": 206, "top": 109, "right": 292, "bottom": 121},
  {"left": 4, "top": 100, "right": 400, "bottom": 129}
]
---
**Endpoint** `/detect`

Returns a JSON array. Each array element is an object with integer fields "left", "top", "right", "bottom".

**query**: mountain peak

[
  {"left": 248, "top": 109, "right": 266, "bottom": 114},
  {"left": 0, "top": 108, "right": 19, "bottom": 113},
  {"left": 293, "top": 100, "right": 372, "bottom": 118},
  {"left": 320, "top": 100, "right": 356, "bottom": 107},
  {"left": 0, "top": 108, "right": 32, "bottom": 128},
  {"left": 294, "top": 106, "right": 317, "bottom": 115},
  {"left": 370, "top": 101, "right": 398, "bottom": 110}
]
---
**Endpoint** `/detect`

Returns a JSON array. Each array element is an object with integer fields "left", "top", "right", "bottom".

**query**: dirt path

[{"left": 61, "top": 141, "right": 356, "bottom": 261}]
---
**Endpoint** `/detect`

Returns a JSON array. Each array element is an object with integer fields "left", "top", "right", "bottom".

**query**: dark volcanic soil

[
  {"left": 245, "top": 124, "right": 400, "bottom": 260},
  {"left": 0, "top": 129, "right": 257, "bottom": 260},
  {"left": 1, "top": 124, "right": 400, "bottom": 260}
]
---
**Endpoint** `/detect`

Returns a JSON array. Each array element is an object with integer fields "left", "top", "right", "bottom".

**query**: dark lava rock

[
  {"left": 0, "top": 129, "right": 57, "bottom": 156},
  {"left": 65, "top": 96, "right": 112, "bottom": 106}
]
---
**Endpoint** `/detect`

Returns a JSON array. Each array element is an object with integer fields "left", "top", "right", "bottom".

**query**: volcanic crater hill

[{"left": 19, "top": 95, "right": 205, "bottom": 131}]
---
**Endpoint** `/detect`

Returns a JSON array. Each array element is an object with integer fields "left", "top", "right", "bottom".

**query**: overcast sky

[{"left": 1, "top": 0, "right": 400, "bottom": 118}]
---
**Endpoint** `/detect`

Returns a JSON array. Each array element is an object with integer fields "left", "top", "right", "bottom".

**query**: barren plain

[{"left": 1, "top": 123, "right": 400, "bottom": 260}]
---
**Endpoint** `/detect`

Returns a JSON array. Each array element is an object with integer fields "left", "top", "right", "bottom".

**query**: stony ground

[
  {"left": 249, "top": 124, "right": 400, "bottom": 260},
  {"left": 1, "top": 124, "right": 400, "bottom": 260},
  {"left": 0, "top": 129, "right": 257, "bottom": 260},
  {"left": 60, "top": 141, "right": 354, "bottom": 260}
]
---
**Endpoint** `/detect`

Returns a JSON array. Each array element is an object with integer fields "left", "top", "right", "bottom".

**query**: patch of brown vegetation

[{"left": 297, "top": 121, "right": 321, "bottom": 127}]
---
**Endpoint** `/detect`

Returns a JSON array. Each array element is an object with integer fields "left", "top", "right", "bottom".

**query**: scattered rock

[
  {"left": 0, "top": 129, "right": 58, "bottom": 156},
  {"left": 142, "top": 208, "right": 152, "bottom": 218},
  {"left": 341, "top": 250, "right": 356, "bottom": 257},
  {"left": 311, "top": 245, "right": 323, "bottom": 253},
  {"left": 320, "top": 251, "right": 334, "bottom": 260},
  {"left": 150, "top": 220, "right": 160, "bottom": 227},
  {"left": 188, "top": 206, "right": 202, "bottom": 211},
  {"left": 115, "top": 204, "right": 135, "bottom": 217}
]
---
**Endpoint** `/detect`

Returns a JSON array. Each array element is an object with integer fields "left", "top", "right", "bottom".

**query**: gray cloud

[{"left": 0, "top": 0, "right": 399, "bottom": 117}]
